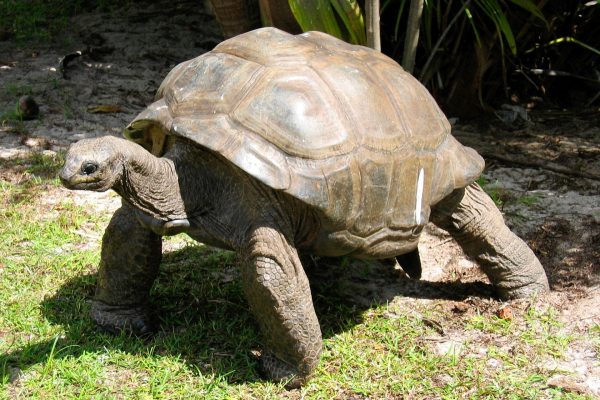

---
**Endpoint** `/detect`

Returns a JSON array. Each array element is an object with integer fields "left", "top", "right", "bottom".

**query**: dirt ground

[{"left": 1, "top": 0, "right": 598, "bottom": 396}]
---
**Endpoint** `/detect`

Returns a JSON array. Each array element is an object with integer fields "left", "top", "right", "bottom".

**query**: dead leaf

[
  {"left": 496, "top": 306, "right": 513, "bottom": 321},
  {"left": 86, "top": 104, "right": 123, "bottom": 113}
]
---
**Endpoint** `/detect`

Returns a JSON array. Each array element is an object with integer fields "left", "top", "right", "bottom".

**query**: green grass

[
  {"left": 518, "top": 194, "right": 540, "bottom": 207},
  {"left": 0, "top": 0, "right": 125, "bottom": 44},
  {"left": 591, "top": 324, "right": 600, "bottom": 356},
  {"left": 0, "top": 107, "right": 23, "bottom": 126},
  {"left": 1, "top": 84, "right": 32, "bottom": 132},
  {"left": 5, "top": 84, "right": 33, "bottom": 97},
  {"left": 476, "top": 176, "right": 506, "bottom": 207},
  {"left": 0, "top": 152, "right": 595, "bottom": 399}
]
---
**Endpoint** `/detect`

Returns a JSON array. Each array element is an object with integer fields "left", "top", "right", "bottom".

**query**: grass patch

[
  {"left": 0, "top": 152, "right": 595, "bottom": 399},
  {"left": 518, "top": 194, "right": 540, "bottom": 207},
  {"left": 591, "top": 324, "right": 600, "bottom": 355},
  {"left": 0, "top": 152, "right": 64, "bottom": 205},
  {"left": 0, "top": 0, "right": 125, "bottom": 43},
  {"left": 0, "top": 107, "right": 24, "bottom": 127},
  {"left": 5, "top": 83, "right": 33, "bottom": 97},
  {"left": 476, "top": 176, "right": 505, "bottom": 207}
]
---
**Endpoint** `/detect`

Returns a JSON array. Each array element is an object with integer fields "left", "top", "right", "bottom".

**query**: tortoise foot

[
  {"left": 496, "top": 274, "right": 550, "bottom": 300},
  {"left": 90, "top": 300, "right": 154, "bottom": 337},
  {"left": 260, "top": 351, "right": 309, "bottom": 389}
]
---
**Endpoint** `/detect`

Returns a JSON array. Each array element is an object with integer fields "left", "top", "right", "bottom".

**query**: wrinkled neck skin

[
  {"left": 112, "top": 139, "right": 320, "bottom": 251},
  {"left": 113, "top": 143, "right": 187, "bottom": 221}
]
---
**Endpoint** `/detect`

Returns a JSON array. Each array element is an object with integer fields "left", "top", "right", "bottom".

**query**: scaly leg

[
  {"left": 91, "top": 202, "right": 161, "bottom": 335},
  {"left": 431, "top": 183, "right": 549, "bottom": 299},
  {"left": 241, "top": 226, "right": 322, "bottom": 388}
]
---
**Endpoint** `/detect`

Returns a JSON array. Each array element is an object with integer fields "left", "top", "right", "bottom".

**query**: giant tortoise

[{"left": 59, "top": 27, "right": 549, "bottom": 387}]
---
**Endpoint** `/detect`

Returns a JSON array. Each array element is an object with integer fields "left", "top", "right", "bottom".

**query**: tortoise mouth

[{"left": 59, "top": 169, "right": 111, "bottom": 192}]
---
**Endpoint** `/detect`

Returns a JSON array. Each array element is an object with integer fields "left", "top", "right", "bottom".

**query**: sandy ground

[{"left": 1, "top": 0, "right": 598, "bottom": 395}]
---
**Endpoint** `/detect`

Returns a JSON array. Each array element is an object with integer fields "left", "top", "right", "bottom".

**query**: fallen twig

[{"left": 481, "top": 152, "right": 600, "bottom": 181}]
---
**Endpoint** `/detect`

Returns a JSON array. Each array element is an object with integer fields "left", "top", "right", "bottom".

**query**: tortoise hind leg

[
  {"left": 381, "top": 249, "right": 422, "bottom": 279},
  {"left": 91, "top": 202, "right": 161, "bottom": 336},
  {"left": 395, "top": 248, "right": 422, "bottom": 279},
  {"left": 430, "top": 183, "right": 549, "bottom": 299}
]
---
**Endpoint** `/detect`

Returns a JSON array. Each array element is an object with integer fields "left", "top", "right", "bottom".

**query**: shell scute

[
  {"left": 308, "top": 54, "right": 408, "bottom": 152},
  {"left": 232, "top": 66, "right": 354, "bottom": 159},
  {"left": 163, "top": 53, "right": 262, "bottom": 117},
  {"left": 214, "top": 27, "right": 316, "bottom": 66},
  {"left": 373, "top": 61, "right": 449, "bottom": 151}
]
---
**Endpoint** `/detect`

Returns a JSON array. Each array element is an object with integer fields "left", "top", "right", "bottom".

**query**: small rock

[
  {"left": 435, "top": 339, "right": 464, "bottom": 357},
  {"left": 451, "top": 302, "right": 469, "bottom": 314},
  {"left": 8, "top": 366, "right": 22, "bottom": 383},
  {"left": 486, "top": 358, "right": 502, "bottom": 368},
  {"left": 585, "top": 375, "right": 600, "bottom": 396},
  {"left": 495, "top": 104, "right": 529, "bottom": 124},
  {"left": 18, "top": 95, "right": 40, "bottom": 120},
  {"left": 547, "top": 375, "right": 590, "bottom": 395},
  {"left": 22, "top": 136, "right": 50, "bottom": 150}
]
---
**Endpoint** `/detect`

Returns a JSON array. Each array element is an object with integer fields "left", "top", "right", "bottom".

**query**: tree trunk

[
  {"left": 402, "top": 0, "right": 424, "bottom": 73},
  {"left": 366, "top": 0, "right": 381, "bottom": 51}
]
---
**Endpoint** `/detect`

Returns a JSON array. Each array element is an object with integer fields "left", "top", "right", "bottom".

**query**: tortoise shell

[{"left": 125, "top": 27, "right": 484, "bottom": 244}]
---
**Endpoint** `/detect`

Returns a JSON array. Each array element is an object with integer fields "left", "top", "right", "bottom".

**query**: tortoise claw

[
  {"left": 163, "top": 218, "right": 191, "bottom": 233},
  {"left": 135, "top": 211, "right": 190, "bottom": 236},
  {"left": 259, "top": 351, "right": 309, "bottom": 389},
  {"left": 90, "top": 300, "right": 155, "bottom": 337}
]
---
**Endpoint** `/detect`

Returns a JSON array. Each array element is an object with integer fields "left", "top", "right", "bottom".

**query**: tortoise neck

[{"left": 114, "top": 141, "right": 188, "bottom": 220}]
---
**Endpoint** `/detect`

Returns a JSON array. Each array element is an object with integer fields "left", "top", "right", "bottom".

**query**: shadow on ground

[{"left": 0, "top": 244, "right": 495, "bottom": 385}]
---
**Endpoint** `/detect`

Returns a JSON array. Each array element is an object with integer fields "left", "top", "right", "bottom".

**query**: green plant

[
  {"left": 476, "top": 176, "right": 504, "bottom": 207},
  {"left": 289, "top": 0, "right": 599, "bottom": 111},
  {"left": 0, "top": 0, "right": 123, "bottom": 43},
  {"left": 1, "top": 108, "right": 23, "bottom": 124},
  {"left": 288, "top": 0, "right": 366, "bottom": 45},
  {"left": 6, "top": 83, "right": 33, "bottom": 96},
  {"left": 518, "top": 193, "right": 539, "bottom": 206},
  {"left": 591, "top": 324, "right": 600, "bottom": 355}
]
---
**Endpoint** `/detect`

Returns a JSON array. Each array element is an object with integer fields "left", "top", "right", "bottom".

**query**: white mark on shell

[{"left": 415, "top": 167, "right": 424, "bottom": 225}]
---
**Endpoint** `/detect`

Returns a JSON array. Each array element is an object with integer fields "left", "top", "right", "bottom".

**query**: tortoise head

[{"left": 59, "top": 136, "right": 125, "bottom": 192}]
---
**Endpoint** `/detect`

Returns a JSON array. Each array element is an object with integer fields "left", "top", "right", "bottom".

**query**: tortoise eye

[{"left": 81, "top": 162, "right": 98, "bottom": 175}]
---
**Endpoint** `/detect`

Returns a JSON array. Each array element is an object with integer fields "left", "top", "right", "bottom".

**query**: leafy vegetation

[
  {"left": 289, "top": 0, "right": 600, "bottom": 114},
  {"left": 476, "top": 176, "right": 505, "bottom": 207},
  {"left": 0, "top": 0, "right": 123, "bottom": 43},
  {"left": 289, "top": 0, "right": 366, "bottom": 45},
  {"left": 1, "top": 84, "right": 33, "bottom": 129}
]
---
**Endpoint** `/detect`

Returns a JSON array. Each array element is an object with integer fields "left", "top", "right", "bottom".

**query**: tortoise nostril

[{"left": 58, "top": 168, "right": 69, "bottom": 183}]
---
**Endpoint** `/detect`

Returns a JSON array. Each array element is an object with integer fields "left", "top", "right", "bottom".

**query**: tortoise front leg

[
  {"left": 91, "top": 202, "right": 161, "bottom": 336},
  {"left": 431, "top": 183, "right": 549, "bottom": 299},
  {"left": 241, "top": 226, "right": 322, "bottom": 388}
]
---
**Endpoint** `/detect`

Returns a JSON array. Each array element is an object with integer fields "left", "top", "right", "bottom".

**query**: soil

[{"left": 1, "top": 0, "right": 598, "bottom": 396}]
